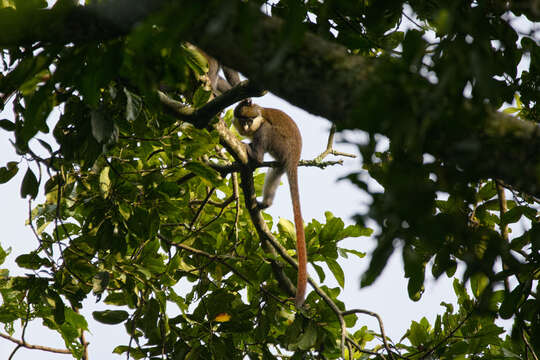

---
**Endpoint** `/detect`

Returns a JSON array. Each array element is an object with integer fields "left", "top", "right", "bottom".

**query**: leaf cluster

[{"left": 0, "top": 0, "right": 539, "bottom": 359}]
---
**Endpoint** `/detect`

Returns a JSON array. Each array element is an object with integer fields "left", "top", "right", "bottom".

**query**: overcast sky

[
  {"left": 2, "top": 2, "right": 536, "bottom": 358},
  {"left": 0, "top": 92, "right": 465, "bottom": 359}
]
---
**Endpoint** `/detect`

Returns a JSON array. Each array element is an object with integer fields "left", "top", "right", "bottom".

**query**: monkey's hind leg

[{"left": 258, "top": 167, "right": 285, "bottom": 209}]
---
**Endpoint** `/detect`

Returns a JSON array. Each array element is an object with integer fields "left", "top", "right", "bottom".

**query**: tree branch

[
  {"left": 342, "top": 309, "right": 395, "bottom": 360},
  {"left": 2, "top": 1, "right": 540, "bottom": 196},
  {"left": 0, "top": 332, "right": 72, "bottom": 355},
  {"left": 158, "top": 80, "right": 266, "bottom": 129},
  {"left": 315, "top": 124, "right": 357, "bottom": 162},
  {"left": 210, "top": 159, "right": 344, "bottom": 176}
]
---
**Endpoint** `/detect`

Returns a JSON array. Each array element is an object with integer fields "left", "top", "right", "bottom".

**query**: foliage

[{"left": 0, "top": 0, "right": 539, "bottom": 359}]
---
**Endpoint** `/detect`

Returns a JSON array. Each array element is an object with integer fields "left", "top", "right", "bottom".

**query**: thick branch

[
  {"left": 3, "top": 1, "right": 540, "bottom": 196},
  {"left": 0, "top": 0, "right": 169, "bottom": 45},
  {"left": 158, "top": 80, "right": 265, "bottom": 129}
]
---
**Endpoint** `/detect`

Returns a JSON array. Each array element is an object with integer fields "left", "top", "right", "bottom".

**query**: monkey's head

[{"left": 233, "top": 99, "right": 264, "bottom": 137}]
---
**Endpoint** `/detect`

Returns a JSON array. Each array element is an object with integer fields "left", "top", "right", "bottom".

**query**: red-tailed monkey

[{"left": 233, "top": 99, "right": 307, "bottom": 306}]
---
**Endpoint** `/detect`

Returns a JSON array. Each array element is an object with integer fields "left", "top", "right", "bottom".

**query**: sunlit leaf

[{"left": 214, "top": 313, "right": 231, "bottom": 322}]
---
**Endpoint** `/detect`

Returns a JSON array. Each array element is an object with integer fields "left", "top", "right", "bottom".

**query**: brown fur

[{"left": 234, "top": 100, "right": 307, "bottom": 306}]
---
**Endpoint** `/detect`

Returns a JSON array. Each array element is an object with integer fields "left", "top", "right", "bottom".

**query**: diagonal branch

[
  {"left": 342, "top": 309, "right": 395, "bottom": 360},
  {"left": 0, "top": 332, "right": 72, "bottom": 355},
  {"left": 2, "top": 1, "right": 540, "bottom": 197},
  {"left": 315, "top": 124, "right": 357, "bottom": 162},
  {"left": 158, "top": 80, "right": 266, "bottom": 129}
]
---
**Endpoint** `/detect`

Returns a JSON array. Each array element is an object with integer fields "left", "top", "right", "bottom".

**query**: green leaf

[
  {"left": 0, "top": 161, "right": 18, "bottom": 184},
  {"left": 192, "top": 87, "right": 211, "bottom": 108},
  {"left": 502, "top": 206, "right": 537, "bottom": 225},
  {"left": 52, "top": 295, "right": 65, "bottom": 324},
  {"left": 342, "top": 248, "right": 366, "bottom": 259},
  {"left": 92, "top": 310, "right": 129, "bottom": 325},
  {"left": 407, "top": 319, "right": 429, "bottom": 346},
  {"left": 92, "top": 271, "right": 110, "bottom": 295},
  {"left": 15, "top": 253, "right": 50, "bottom": 269},
  {"left": 297, "top": 321, "right": 317, "bottom": 350},
  {"left": 183, "top": 44, "right": 209, "bottom": 76},
  {"left": 65, "top": 308, "right": 88, "bottom": 331},
  {"left": 311, "top": 262, "right": 326, "bottom": 283},
  {"left": 470, "top": 273, "right": 489, "bottom": 298},
  {"left": 20, "top": 167, "right": 39, "bottom": 199},
  {"left": 91, "top": 109, "right": 118, "bottom": 144},
  {"left": 113, "top": 346, "right": 145, "bottom": 359},
  {"left": 320, "top": 213, "right": 344, "bottom": 243},
  {"left": 0, "top": 119, "right": 15, "bottom": 131},
  {"left": 104, "top": 292, "right": 129, "bottom": 306},
  {"left": 0, "top": 244, "right": 8, "bottom": 265},
  {"left": 99, "top": 167, "right": 111, "bottom": 198},
  {"left": 499, "top": 285, "right": 523, "bottom": 319},
  {"left": 326, "top": 259, "right": 345, "bottom": 288},
  {"left": 477, "top": 181, "right": 496, "bottom": 201},
  {"left": 277, "top": 218, "right": 296, "bottom": 241},
  {"left": 124, "top": 88, "right": 142, "bottom": 122},
  {"left": 184, "top": 161, "right": 222, "bottom": 186}
]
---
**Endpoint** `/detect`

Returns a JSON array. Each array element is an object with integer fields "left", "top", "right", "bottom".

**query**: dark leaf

[
  {"left": 92, "top": 310, "right": 129, "bottom": 325},
  {"left": 0, "top": 161, "right": 18, "bottom": 184},
  {"left": 20, "top": 167, "right": 39, "bottom": 199}
]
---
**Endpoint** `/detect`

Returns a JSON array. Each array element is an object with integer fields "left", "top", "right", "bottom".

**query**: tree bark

[{"left": 1, "top": 0, "right": 539, "bottom": 196}]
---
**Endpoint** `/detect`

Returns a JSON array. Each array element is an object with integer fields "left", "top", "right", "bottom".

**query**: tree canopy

[{"left": 0, "top": 0, "right": 539, "bottom": 359}]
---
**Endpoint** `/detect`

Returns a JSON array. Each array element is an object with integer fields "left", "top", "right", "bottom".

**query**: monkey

[{"left": 233, "top": 99, "right": 307, "bottom": 306}]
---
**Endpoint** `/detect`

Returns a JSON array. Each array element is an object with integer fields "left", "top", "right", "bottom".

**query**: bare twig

[
  {"left": 343, "top": 309, "right": 394, "bottom": 360},
  {"left": 211, "top": 159, "right": 344, "bottom": 176},
  {"left": 523, "top": 329, "right": 539, "bottom": 360},
  {"left": 1, "top": 333, "right": 71, "bottom": 355},
  {"left": 189, "top": 187, "right": 216, "bottom": 230},
  {"left": 314, "top": 124, "right": 356, "bottom": 162},
  {"left": 496, "top": 179, "right": 511, "bottom": 292},
  {"left": 230, "top": 172, "right": 241, "bottom": 242},
  {"left": 345, "top": 336, "right": 382, "bottom": 358}
]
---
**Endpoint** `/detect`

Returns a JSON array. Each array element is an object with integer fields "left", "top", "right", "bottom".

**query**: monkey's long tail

[{"left": 288, "top": 167, "right": 307, "bottom": 307}]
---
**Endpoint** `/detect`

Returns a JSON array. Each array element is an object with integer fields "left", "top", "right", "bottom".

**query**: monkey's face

[
  {"left": 233, "top": 114, "right": 264, "bottom": 137},
  {"left": 233, "top": 101, "right": 264, "bottom": 137}
]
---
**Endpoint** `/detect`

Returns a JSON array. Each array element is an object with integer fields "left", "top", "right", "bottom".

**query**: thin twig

[
  {"left": 343, "top": 309, "right": 394, "bottom": 360},
  {"left": 345, "top": 336, "right": 382, "bottom": 358},
  {"left": 189, "top": 187, "right": 216, "bottom": 230},
  {"left": 314, "top": 124, "right": 356, "bottom": 162},
  {"left": 211, "top": 159, "right": 344, "bottom": 176},
  {"left": 230, "top": 172, "right": 241, "bottom": 242},
  {"left": 523, "top": 329, "right": 539, "bottom": 360},
  {"left": 7, "top": 303, "right": 32, "bottom": 360},
  {"left": 496, "top": 179, "right": 511, "bottom": 292},
  {"left": 0, "top": 333, "right": 71, "bottom": 355}
]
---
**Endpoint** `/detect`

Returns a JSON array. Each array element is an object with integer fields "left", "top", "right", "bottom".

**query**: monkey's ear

[{"left": 245, "top": 98, "right": 252, "bottom": 106}]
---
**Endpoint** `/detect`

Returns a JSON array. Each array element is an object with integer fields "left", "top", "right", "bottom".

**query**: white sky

[
  {"left": 0, "top": 92, "right": 463, "bottom": 359},
  {"left": 2, "top": 2, "right": 538, "bottom": 358}
]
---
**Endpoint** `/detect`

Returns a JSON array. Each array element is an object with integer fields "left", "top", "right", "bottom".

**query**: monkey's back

[{"left": 260, "top": 108, "right": 302, "bottom": 166}]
